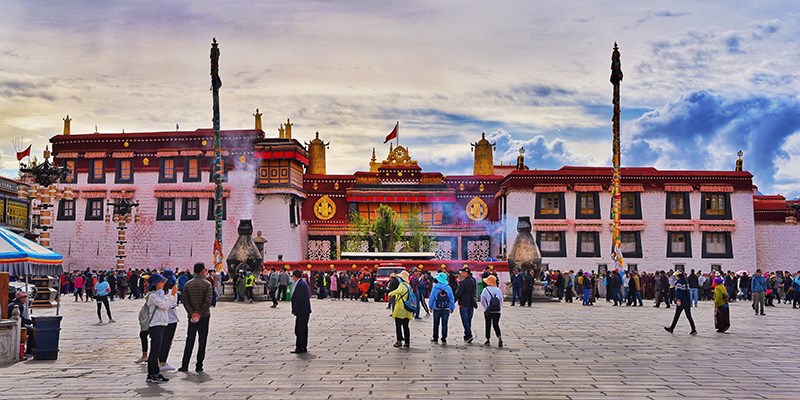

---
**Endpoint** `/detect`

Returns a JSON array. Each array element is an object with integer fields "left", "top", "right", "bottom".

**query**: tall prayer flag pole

[
  {"left": 211, "top": 38, "right": 225, "bottom": 272},
  {"left": 610, "top": 43, "right": 625, "bottom": 270}
]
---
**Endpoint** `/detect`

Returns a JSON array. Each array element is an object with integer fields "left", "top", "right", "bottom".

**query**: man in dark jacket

[
  {"left": 453, "top": 267, "right": 477, "bottom": 343},
  {"left": 654, "top": 271, "right": 671, "bottom": 308},
  {"left": 687, "top": 270, "right": 699, "bottom": 306},
  {"left": 291, "top": 269, "right": 312, "bottom": 354},
  {"left": 179, "top": 262, "right": 213, "bottom": 372},
  {"left": 664, "top": 271, "right": 697, "bottom": 335},
  {"left": 510, "top": 269, "right": 523, "bottom": 306},
  {"left": 610, "top": 269, "right": 622, "bottom": 306}
]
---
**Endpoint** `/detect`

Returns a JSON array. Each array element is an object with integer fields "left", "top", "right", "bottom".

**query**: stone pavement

[{"left": 0, "top": 295, "right": 798, "bottom": 400}]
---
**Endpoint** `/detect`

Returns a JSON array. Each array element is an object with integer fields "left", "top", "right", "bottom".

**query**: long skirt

[{"left": 714, "top": 304, "right": 730, "bottom": 332}]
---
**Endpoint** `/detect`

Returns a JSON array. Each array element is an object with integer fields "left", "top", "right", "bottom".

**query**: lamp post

[
  {"left": 18, "top": 146, "right": 71, "bottom": 248},
  {"left": 107, "top": 191, "right": 139, "bottom": 270}
]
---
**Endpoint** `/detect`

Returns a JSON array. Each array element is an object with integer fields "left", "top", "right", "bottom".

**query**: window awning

[
  {"left": 619, "top": 185, "right": 645, "bottom": 192},
  {"left": 532, "top": 185, "right": 567, "bottom": 193},
  {"left": 664, "top": 184, "right": 694, "bottom": 192},
  {"left": 573, "top": 184, "right": 603, "bottom": 192},
  {"left": 700, "top": 185, "right": 734, "bottom": 193}
]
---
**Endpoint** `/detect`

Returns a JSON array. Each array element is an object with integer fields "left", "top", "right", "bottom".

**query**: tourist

[
  {"left": 129, "top": 269, "right": 140, "bottom": 299},
  {"left": 750, "top": 269, "right": 767, "bottom": 316},
  {"left": 330, "top": 270, "right": 339, "bottom": 300},
  {"left": 415, "top": 270, "right": 431, "bottom": 318},
  {"left": 580, "top": 273, "right": 591, "bottom": 306},
  {"left": 178, "top": 262, "right": 213, "bottom": 372},
  {"left": 688, "top": 269, "right": 699, "bottom": 306},
  {"left": 792, "top": 272, "right": 800, "bottom": 308},
  {"left": 480, "top": 274, "right": 503, "bottom": 347},
  {"left": 521, "top": 269, "right": 535, "bottom": 307},
  {"left": 454, "top": 267, "right": 477, "bottom": 343},
  {"left": 94, "top": 274, "right": 115, "bottom": 324},
  {"left": 84, "top": 271, "right": 95, "bottom": 302},
  {"left": 626, "top": 272, "right": 638, "bottom": 306},
  {"left": 339, "top": 271, "right": 349, "bottom": 300},
  {"left": 783, "top": 271, "right": 793, "bottom": 304},
  {"left": 713, "top": 277, "right": 730, "bottom": 333},
  {"left": 664, "top": 271, "right": 697, "bottom": 336},
  {"left": 429, "top": 272, "right": 455, "bottom": 344},
  {"left": 145, "top": 273, "right": 174, "bottom": 384},
  {"left": 654, "top": 271, "right": 670, "bottom": 308},
  {"left": 389, "top": 270, "right": 413, "bottom": 348},
  {"left": 277, "top": 268, "right": 290, "bottom": 301},
  {"left": 359, "top": 268, "right": 371, "bottom": 302},
  {"left": 739, "top": 272, "right": 750, "bottom": 301},
  {"left": 725, "top": 271, "right": 736, "bottom": 303},
  {"left": 290, "top": 269, "right": 312, "bottom": 354},
  {"left": 7, "top": 291, "right": 34, "bottom": 358},
  {"left": 117, "top": 270, "right": 128, "bottom": 299},
  {"left": 234, "top": 269, "right": 246, "bottom": 302},
  {"left": 610, "top": 269, "right": 622, "bottom": 306},
  {"left": 268, "top": 267, "right": 280, "bottom": 307},
  {"left": 386, "top": 273, "right": 399, "bottom": 312},
  {"left": 158, "top": 270, "right": 179, "bottom": 371},
  {"left": 510, "top": 269, "right": 523, "bottom": 306},
  {"left": 74, "top": 273, "right": 85, "bottom": 301},
  {"left": 244, "top": 270, "right": 255, "bottom": 303}
]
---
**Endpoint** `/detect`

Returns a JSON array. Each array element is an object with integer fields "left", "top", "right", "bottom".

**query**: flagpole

[
  {"left": 610, "top": 42, "right": 624, "bottom": 271},
  {"left": 396, "top": 121, "right": 399, "bottom": 146}
]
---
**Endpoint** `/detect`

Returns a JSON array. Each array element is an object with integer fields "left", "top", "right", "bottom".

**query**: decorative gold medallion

[
  {"left": 397, "top": 171, "right": 403, "bottom": 177},
  {"left": 479, "top": 183, "right": 485, "bottom": 192},
  {"left": 466, "top": 196, "right": 488, "bottom": 221},
  {"left": 239, "top": 155, "right": 246, "bottom": 163},
  {"left": 142, "top": 157, "right": 150, "bottom": 166},
  {"left": 334, "top": 182, "right": 339, "bottom": 190},
  {"left": 123, "top": 141, "right": 129, "bottom": 148},
  {"left": 202, "top": 140, "right": 208, "bottom": 146},
  {"left": 459, "top": 183, "right": 465, "bottom": 191},
  {"left": 312, "top": 182, "right": 318, "bottom": 190},
  {"left": 313, "top": 195, "right": 336, "bottom": 220}
]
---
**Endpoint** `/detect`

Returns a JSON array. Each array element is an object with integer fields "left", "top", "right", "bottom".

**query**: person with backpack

[
  {"left": 428, "top": 272, "right": 455, "bottom": 344},
  {"left": 143, "top": 273, "right": 176, "bottom": 384},
  {"left": 94, "top": 274, "right": 115, "bottom": 324},
  {"left": 480, "top": 274, "right": 503, "bottom": 347},
  {"left": 454, "top": 267, "right": 477, "bottom": 343},
  {"left": 389, "top": 270, "right": 415, "bottom": 348}
]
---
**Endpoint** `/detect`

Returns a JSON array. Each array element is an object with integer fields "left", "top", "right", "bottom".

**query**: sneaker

[
  {"left": 177, "top": 366, "right": 189, "bottom": 372},
  {"left": 441, "top": 339, "right": 447, "bottom": 345},
  {"left": 484, "top": 340, "right": 490, "bottom": 346},
  {"left": 664, "top": 327, "right": 674, "bottom": 334},
  {"left": 760, "top": 312, "right": 766, "bottom": 316},
  {"left": 135, "top": 356, "right": 147, "bottom": 364},
  {"left": 159, "top": 362, "right": 165, "bottom": 368},
  {"left": 466, "top": 337, "right": 473, "bottom": 344},
  {"left": 109, "top": 319, "right": 116, "bottom": 323},
  {"left": 430, "top": 338, "right": 438, "bottom": 343},
  {"left": 161, "top": 363, "right": 175, "bottom": 371},
  {"left": 146, "top": 375, "right": 168, "bottom": 384},
  {"left": 498, "top": 339, "right": 503, "bottom": 348},
  {"left": 689, "top": 330, "right": 698, "bottom": 336},
  {"left": 403, "top": 341, "right": 410, "bottom": 348},
  {"left": 195, "top": 366, "right": 203, "bottom": 372},
  {"left": 393, "top": 342, "right": 402, "bottom": 348},
  {"left": 156, "top": 374, "right": 169, "bottom": 382}
]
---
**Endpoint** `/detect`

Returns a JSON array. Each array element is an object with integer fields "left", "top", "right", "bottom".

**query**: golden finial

[
  {"left": 43, "top": 145, "right": 51, "bottom": 160},
  {"left": 62, "top": 115, "right": 71, "bottom": 136},
  {"left": 254, "top": 108, "right": 262, "bottom": 130},
  {"left": 94, "top": 125, "right": 99, "bottom": 134},
  {"left": 285, "top": 118, "right": 293, "bottom": 139},
  {"left": 278, "top": 124, "right": 285, "bottom": 139},
  {"left": 371, "top": 147, "right": 376, "bottom": 163},
  {"left": 735, "top": 150, "right": 744, "bottom": 172}
]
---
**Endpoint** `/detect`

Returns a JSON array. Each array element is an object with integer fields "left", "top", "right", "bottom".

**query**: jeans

[
  {"left": 636, "top": 290, "right": 643, "bottom": 306},
  {"left": 689, "top": 288, "right": 699, "bottom": 306},
  {"left": 159, "top": 322, "right": 177, "bottom": 363},
  {"left": 295, "top": 313, "right": 310, "bottom": 351},
  {"left": 140, "top": 330, "right": 149, "bottom": 353},
  {"left": 511, "top": 286, "right": 522, "bottom": 305},
  {"left": 752, "top": 292, "right": 765, "bottom": 314},
  {"left": 741, "top": 288, "right": 749, "bottom": 301},
  {"left": 669, "top": 302, "right": 696, "bottom": 332},
  {"left": 395, "top": 317, "right": 410, "bottom": 343},
  {"left": 147, "top": 325, "right": 165, "bottom": 377},
  {"left": 95, "top": 295, "right": 112, "bottom": 320},
  {"left": 484, "top": 312, "right": 501, "bottom": 339},
  {"left": 432, "top": 309, "right": 450, "bottom": 340},
  {"left": 269, "top": 287, "right": 279, "bottom": 305},
  {"left": 181, "top": 316, "right": 210, "bottom": 369},
  {"left": 583, "top": 288, "right": 591, "bottom": 305},
  {"left": 245, "top": 287, "right": 254, "bottom": 301},
  {"left": 612, "top": 288, "right": 622, "bottom": 305},
  {"left": 459, "top": 306, "right": 474, "bottom": 340},
  {"left": 565, "top": 287, "right": 573, "bottom": 303}
]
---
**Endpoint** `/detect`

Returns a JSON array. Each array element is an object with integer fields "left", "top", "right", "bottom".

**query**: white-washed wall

[{"left": 755, "top": 222, "right": 800, "bottom": 272}]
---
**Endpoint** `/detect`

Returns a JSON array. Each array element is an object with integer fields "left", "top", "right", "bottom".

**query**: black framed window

[
  {"left": 115, "top": 159, "right": 134, "bottom": 184},
  {"left": 159, "top": 158, "right": 177, "bottom": 183},
  {"left": 575, "top": 192, "right": 600, "bottom": 219},
  {"left": 157, "top": 198, "right": 176, "bottom": 220},
  {"left": 666, "top": 192, "right": 691, "bottom": 219},
  {"left": 208, "top": 158, "right": 228, "bottom": 182},
  {"left": 207, "top": 198, "right": 227, "bottom": 220},
  {"left": 85, "top": 199, "right": 104, "bottom": 220},
  {"left": 535, "top": 192, "right": 565, "bottom": 219},
  {"left": 616, "top": 231, "right": 642, "bottom": 258},
  {"left": 57, "top": 199, "right": 76, "bottom": 221},
  {"left": 181, "top": 198, "right": 200, "bottom": 220},
  {"left": 183, "top": 157, "right": 201, "bottom": 182},
  {"left": 88, "top": 159, "right": 105, "bottom": 183},
  {"left": 289, "top": 198, "right": 301, "bottom": 227},
  {"left": 576, "top": 231, "right": 600, "bottom": 257},
  {"left": 619, "top": 192, "right": 642, "bottom": 219},
  {"left": 536, "top": 231, "right": 566, "bottom": 257},
  {"left": 702, "top": 232, "right": 733, "bottom": 258},
  {"left": 666, "top": 231, "right": 692, "bottom": 258},
  {"left": 61, "top": 159, "right": 77, "bottom": 184},
  {"left": 700, "top": 193, "right": 732, "bottom": 220}
]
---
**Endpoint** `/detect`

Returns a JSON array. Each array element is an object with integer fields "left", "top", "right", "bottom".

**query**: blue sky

[{"left": 1, "top": 1, "right": 799, "bottom": 197}]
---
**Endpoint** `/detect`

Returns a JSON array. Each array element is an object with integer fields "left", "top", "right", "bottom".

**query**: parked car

[{"left": 374, "top": 265, "right": 406, "bottom": 302}]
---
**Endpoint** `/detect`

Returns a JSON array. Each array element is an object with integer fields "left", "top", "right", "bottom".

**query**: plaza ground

[{"left": 0, "top": 295, "right": 798, "bottom": 399}]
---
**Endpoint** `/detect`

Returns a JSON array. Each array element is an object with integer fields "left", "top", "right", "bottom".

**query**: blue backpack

[{"left": 402, "top": 283, "right": 418, "bottom": 313}]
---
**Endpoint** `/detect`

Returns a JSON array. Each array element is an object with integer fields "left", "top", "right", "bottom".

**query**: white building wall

[{"left": 755, "top": 222, "right": 800, "bottom": 272}]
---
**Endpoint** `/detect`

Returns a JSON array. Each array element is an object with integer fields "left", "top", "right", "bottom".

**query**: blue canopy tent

[{"left": 0, "top": 226, "right": 64, "bottom": 315}]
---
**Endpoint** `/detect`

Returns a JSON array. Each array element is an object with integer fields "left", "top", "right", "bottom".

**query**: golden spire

[
  {"left": 285, "top": 118, "right": 293, "bottom": 139},
  {"left": 94, "top": 125, "right": 99, "bottom": 134},
  {"left": 471, "top": 132, "right": 495, "bottom": 175},
  {"left": 516, "top": 147, "right": 526, "bottom": 170},
  {"left": 278, "top": 124, "right": 285, "bottom": 139},
  {"left": 254, "top": 108, "right": 263, "bottom": 130},
  {"left": 735, "top": 150, "right": 744, "bottom": 172},
  {"left": 43, "top": 145, "right": 51, "bottom": 160},
  {"left": 62, "top": 115, "right": 71, "bottom": 136},
  {"left": 306, "top": 131, "right": 329, "bottom": 175},
  {"left": 369, "top": 147, "right": 379, "bottom": 172}
]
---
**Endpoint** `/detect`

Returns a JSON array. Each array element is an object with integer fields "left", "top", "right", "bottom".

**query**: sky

[{"left": 2, "top": 1, "right": 799, "bottom": 197}]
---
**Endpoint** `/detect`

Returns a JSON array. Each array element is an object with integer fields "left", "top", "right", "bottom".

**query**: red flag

[
  {"left": 16, "top": 144, "right": 31, "bottom": 161},
  {"left": 384, "top": 122, "right": 398, "bottom": 143}
]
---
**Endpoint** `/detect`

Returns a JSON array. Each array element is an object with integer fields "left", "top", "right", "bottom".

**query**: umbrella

[
  {"left": 0, "top": 225, "right": 64, "bottom": 315},
  {"left": 736, "top": 270, "right": 749, "bottom": 276}
]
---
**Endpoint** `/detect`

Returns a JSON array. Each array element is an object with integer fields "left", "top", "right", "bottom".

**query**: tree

[
  {"left": 342, "top": 210, "right": 371, "bottom": 253},
  {"left": 404, "top": 210, "right": 432, "bottom": 252},
  {"left": 372, "top": 204, "right": 404, "bottom": 252}
]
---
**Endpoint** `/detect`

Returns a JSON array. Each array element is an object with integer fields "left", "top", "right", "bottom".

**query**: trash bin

[{"left": 32, "top": 315, "right": 62, "bottom": 360}]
